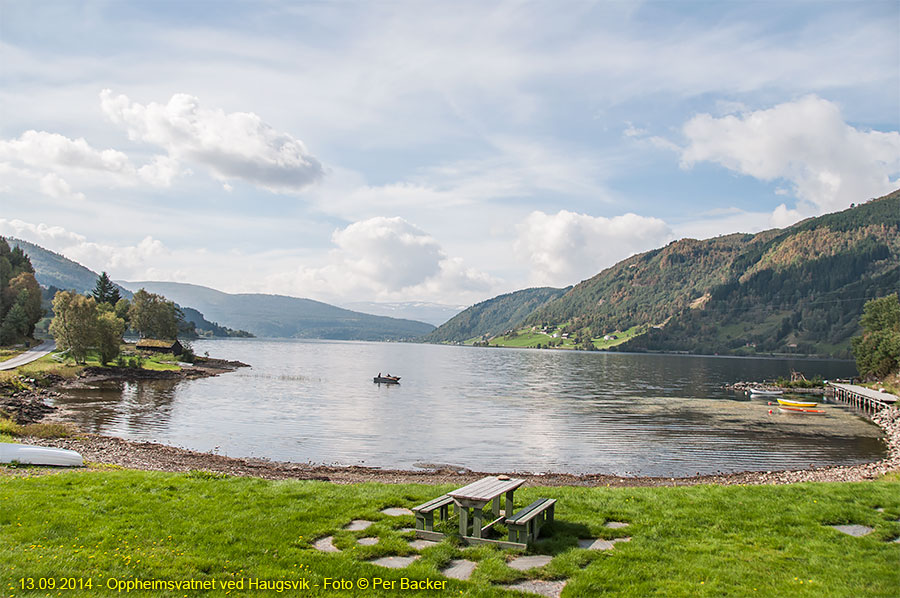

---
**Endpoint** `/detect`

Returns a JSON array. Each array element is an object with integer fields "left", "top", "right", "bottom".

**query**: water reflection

[{"left": 49, "top": 339, "right": 883, "bottom": 476}]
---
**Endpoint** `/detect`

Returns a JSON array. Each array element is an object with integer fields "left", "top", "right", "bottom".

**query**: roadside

[{"left": 0, "top": 340, "right": 56, "bottom": 370}]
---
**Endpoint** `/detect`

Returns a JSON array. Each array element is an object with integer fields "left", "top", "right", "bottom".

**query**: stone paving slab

[
  {"left": 441, "top": 559, "right": 477, "bottom": 580},
  {"left": 830, "top": 524, "right": 874, "bottom": 537},
  {"left": 381, "top": 507, "right": 414, "bottom": 516},
  {"left": 408, "top": 539, "right": 438, "bottom": 550},
  {"left": 369, "top": 555, "right": 421, "bottom": 569},
  {"left": 577, "top": 536, "right": 631, "bottom": 550},
  {"left": 508, "top": 555, "right": 553, "bottom": 571},
  {"left": 398, "top": 527, "right": 416, "bottom": 534},
  {"left": 313, "top": 536, "right": 339, "bottom": 552},
  {"left": 604, "top": 521, "right": 630, "bottom": 529},
  {"left": 357, "top": 537, "right": 379, "bottom": 546},
  {"left": 344, "top": 519, "right": 374, "bottom": 531},
  {"left": 502, "top": 580, "right": 567, "bottom": 597}
]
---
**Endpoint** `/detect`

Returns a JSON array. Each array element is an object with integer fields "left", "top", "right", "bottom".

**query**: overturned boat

[{"left": 0, "top": 443, "right": 84, "bottom": 467}]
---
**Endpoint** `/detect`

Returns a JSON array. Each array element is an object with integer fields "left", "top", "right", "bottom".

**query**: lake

[{"left": 52, "top": 339, "right": 885, "bottom": 476}]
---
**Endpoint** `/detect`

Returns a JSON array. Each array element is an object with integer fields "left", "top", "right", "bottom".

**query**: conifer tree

[{"left": 91, "top": 272, "right": 121, "bottom": 305}]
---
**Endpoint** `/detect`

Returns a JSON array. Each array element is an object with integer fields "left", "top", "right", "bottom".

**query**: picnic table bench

[
  {"left": 506, "top": 498, "right": 556, "bottom": 544},
  {"left": 412, "top": 495, "right": 454, "bottom": 541}
]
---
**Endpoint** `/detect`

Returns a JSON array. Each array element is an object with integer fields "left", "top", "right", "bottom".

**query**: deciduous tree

[{"left": 49, "top": 291, "right": 98, "bottom": 364}]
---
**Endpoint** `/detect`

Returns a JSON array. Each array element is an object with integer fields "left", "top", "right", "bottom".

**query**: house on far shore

[{"left": 136, "top": 338, "right": 184, "bottom": 356}]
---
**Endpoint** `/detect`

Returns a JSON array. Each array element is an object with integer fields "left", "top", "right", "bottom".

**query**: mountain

[
  {"left": 9, "top": 238, "right": 132, "bottom": 299},
  {"left": 428, "top": 190, "right": 900, "bottom": 358},
  {"left": 9, "top": 238, "right": 250, "bottom": 338},
  {"left": 340, "top": 301, "right": 467, "bottom": 326},
  {"left": 119, "top": 281, "right": 436, "bottom": 340},
  {"left": 423, "top": 287, "right": 569, "bottom": 343}
]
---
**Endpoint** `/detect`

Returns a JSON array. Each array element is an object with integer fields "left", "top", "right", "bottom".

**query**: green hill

[
  {"left": 433, "top": 190, "right": 899, "bottom": 358},
  {"left": 10, "top": 239, "right": 250, "bottom": 338},
  {"left": 423, "top": 286, "right": 568, "bottom": 343},
  {"left": 9, "top": 238, "right": 132, "bottom": 299},
  {"left": 120, "top": 281, "right": 435, "bottom": 341}
]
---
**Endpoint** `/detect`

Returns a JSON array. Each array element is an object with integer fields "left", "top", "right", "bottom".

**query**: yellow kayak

[{"left": 777, "top": 397, "right": 817, "bottom": 408}]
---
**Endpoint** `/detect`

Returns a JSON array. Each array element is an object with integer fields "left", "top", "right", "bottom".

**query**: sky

[{"left": 1, "top": 0, "right": 898, "bottom": 307}]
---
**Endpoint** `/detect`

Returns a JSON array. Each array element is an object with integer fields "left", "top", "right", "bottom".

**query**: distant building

[{"left": 136, "top": 339, "right": 184, "bottom": 356}]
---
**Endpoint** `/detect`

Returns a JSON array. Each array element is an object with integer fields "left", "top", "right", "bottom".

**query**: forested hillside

[
  {"left": 121, "top": 281, "right": 435, "bottom": 340},
  {"left": 9, "top": 238, "right": 132, "bottom": 299},
  {"left": 423, "top": 286, "right": 568, "bottom": 343},
  {"left": 429, "top": 190, "right": 899, "bottom": 358}
]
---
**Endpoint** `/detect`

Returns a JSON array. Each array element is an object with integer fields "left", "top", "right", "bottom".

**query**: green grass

[{"left": 1, "top": 470, "right": 898, "bottom": 596}]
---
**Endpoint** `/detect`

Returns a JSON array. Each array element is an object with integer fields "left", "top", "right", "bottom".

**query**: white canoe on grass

[{"left": 0, "top": 443, "right": 84, "bottom": 467}]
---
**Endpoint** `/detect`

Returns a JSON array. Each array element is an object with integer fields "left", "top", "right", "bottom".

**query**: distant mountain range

[
  {"left": 10, "top": 238, "right": 435, "bottom": 341},
  {"left": 341, "top": 301, "right": 467, "bottom": 326},
  {"left": 119, "top": 281, "right": 435, "bottom": 340},
  {"left": 427, "top": 190, "right": 900, "bottom": 358}
]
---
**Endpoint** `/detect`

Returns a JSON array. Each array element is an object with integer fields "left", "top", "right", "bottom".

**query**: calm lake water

[{"left": 52, "top": 339, "right": 884, "bottom": 476}]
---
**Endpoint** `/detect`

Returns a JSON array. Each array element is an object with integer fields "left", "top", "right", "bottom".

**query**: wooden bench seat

[
  {"left": 506, "top": 498, "right": 556, "bottom": 544},
  {"left": 412, "top": 495, "right": 454, "bottom": 534}
]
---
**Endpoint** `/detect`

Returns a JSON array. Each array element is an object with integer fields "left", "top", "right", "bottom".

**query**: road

[{"left": 0, "top": 340, "right": 57, "bottom": 371}]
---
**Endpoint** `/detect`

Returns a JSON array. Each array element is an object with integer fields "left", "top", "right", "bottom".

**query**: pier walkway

[{"left": 827, "top": 382, "right": 897, "bottom": 416}]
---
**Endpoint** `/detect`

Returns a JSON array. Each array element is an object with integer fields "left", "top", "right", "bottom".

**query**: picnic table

[
  {"left": 413, "top": 475, "right": 557, "bottom": 549},
  {"left": 449, "top": 476, "right": 525, "bottom": 542}
]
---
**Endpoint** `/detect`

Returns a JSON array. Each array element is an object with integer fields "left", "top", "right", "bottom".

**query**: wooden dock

[{"left": 826, "top": 383, "right": 898, "bottom": 416}]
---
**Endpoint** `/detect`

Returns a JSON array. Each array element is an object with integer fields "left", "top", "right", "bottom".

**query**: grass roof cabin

[{"left": 135, "top": 338, "right": 184, "bottom": 356}]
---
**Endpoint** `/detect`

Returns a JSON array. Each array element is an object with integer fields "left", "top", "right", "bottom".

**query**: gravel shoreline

[
  {"left": 13, "top": 407, "right": 899, "bottom": 487},
  {"left": 4, "top": 362, "right": 899, "bottom": 486}
]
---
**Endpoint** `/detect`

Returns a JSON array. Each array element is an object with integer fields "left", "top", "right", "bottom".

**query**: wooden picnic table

[{"left": 448, "top": 475, "right": 525, "bottom": 545}]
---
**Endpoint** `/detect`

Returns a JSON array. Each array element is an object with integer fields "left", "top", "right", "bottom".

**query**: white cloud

[
  {"left": 265, "top": 217, "right": 495, "bottom": 302},
  {"left": 0, "top": 218, "right": 174, "bottom": 281},
  {"left": 516, "top": 210, "right": 673, "bottom": 287},
  {"left": 0, "top": 130, "right": 177, "bottom": 197},
  {"left": 100, "top": 89, "right": 324, "bottom": 192},
  {"left": 39, "top": 173, "right": 86, "bottom": 202},
  {"left": 679, "top": 95, "right": 900, "bottom": 212}
]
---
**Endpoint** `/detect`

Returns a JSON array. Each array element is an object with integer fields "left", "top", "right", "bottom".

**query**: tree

[
  {"left": 0, "top": 297, "right": 29, "bottom": 344},
  {"left": 128, "top": 289, "right": 178, "bottom": 339},
  {"left": 49, "top": 291, "right": 98, "bottom": 364},
  {"left": 96, "top": 311, "right": 126, "bottom": 365},
  {"left": 6, "top": 272, "right": 42, "bottom": 336},
  {"left": 851, "top": 294, "right": 900, "bottom": 379},
  {"left": 91, "top": 272, "right": 121, "bottom": 306}
]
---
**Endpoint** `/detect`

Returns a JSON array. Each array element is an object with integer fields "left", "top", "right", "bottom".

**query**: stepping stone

[
  {"left": 830, "top": 524, "right": 873, "bottom": 537},
  {"left": 382, "top": 507, "right": 414, "bottom": 516},
  {"left": 408, "top": 539, "right": 438, "bottom": 550},
  {"left": 875, "top": 507, "right": 885, "bottom": 512},
  {"left": 313, "top": 536, "right": 339, "bottom": 552},
  {"left": 369, "top": 555, "right": 420, "bottom": 569},
  {"left": 398, "top": 527, "right": 416, "bottom": 534},
  {"left": 577, "top": 537, "right": 631, "bottom": 551},
  {"left": 508, "top": 555, "right": 553, "bottom": 571},
  {"left": 441, "top": 559, "right": 477, "bottom": 580},
  {"left": 357, "top": 537, "right": 379, "bottom": 546},
  {"left": 344, "top": 519, "right": 373, "bottom": 531},
  {"left": 604, "top": 521, "right": 629, "bottom": 529},
  {"left": 502, "top": 580, "right": 567, "bottom": 598}
]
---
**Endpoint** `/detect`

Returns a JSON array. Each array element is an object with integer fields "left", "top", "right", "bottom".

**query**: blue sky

[{"left": 2, "top": 0, "right": 898, "bottom": 306}]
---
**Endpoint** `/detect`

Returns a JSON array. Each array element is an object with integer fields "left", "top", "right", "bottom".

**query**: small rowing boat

[
  {"left": 374, "top": 374, "right": 400, "bottom": 384},
  {"left": 0, "top": 443, "right": 84, "bottom": 467},
  {"left": 777, "top": 397, "right": 817, "bottom": 408},
  {"left": 749, "top": 388, "right": 783, "bottom": 396},
  {"left": 779, "top": 406, "right": 825, "bottom": 414}
]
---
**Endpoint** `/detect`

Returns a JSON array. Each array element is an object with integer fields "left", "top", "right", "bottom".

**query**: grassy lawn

[{"left": 1, "top": 470, "right": 898, "bottom": 596}]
